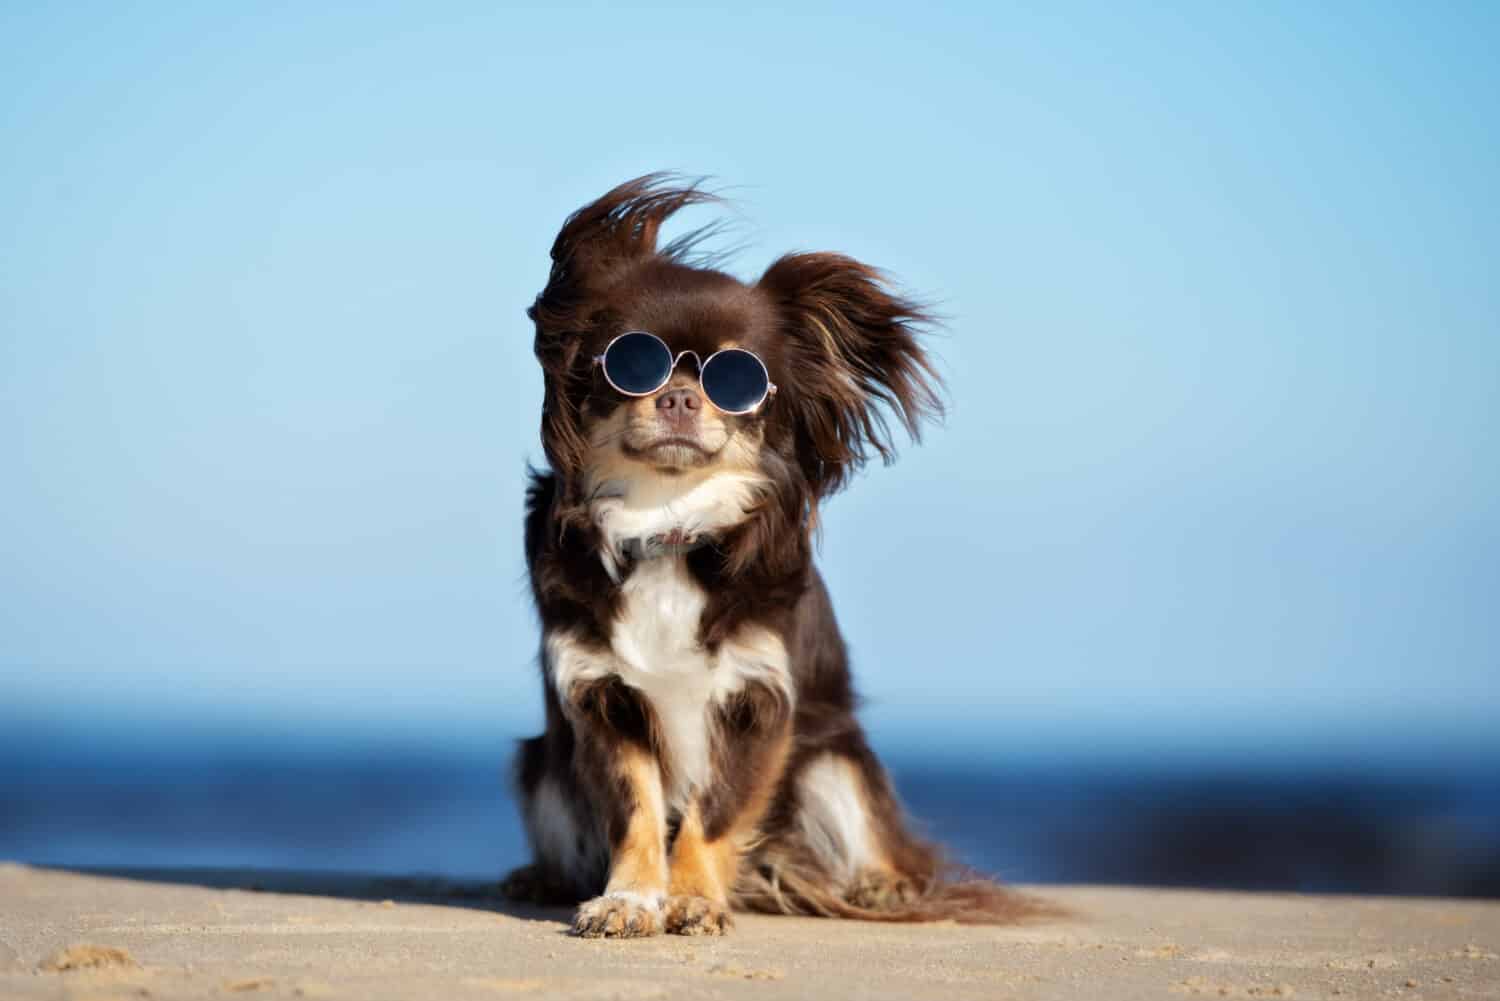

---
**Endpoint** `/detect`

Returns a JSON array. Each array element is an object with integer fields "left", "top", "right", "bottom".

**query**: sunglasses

[{"left": 593, "top": 331, "right": 777, "bottom": 415}]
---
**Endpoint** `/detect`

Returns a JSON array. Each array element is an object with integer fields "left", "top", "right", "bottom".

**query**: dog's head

[{"left": 529, "top": 175, "right": 942, "bottom": 557}]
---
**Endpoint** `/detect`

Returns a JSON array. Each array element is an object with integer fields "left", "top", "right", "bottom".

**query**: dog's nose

[{"left": 656, "top": 388, "right": 701, "bottom": 414}]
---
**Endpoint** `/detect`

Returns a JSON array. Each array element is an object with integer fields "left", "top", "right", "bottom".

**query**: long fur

[{"left": 505, "top": 174, "right": 1053, "bottom": 934}]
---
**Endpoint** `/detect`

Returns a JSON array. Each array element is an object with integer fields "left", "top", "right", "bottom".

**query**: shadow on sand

[{"left": 52, "top": 866, "right": 572, "bottom": 923}]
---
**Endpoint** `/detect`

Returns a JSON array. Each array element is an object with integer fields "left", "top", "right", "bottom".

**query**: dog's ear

[
  {"left": 758, "top": 253, "right": 944, "bottom": 499},
  {"left": 529, "top": 173, "right": 718, "bottom": 339},
  {"left": 528, "top": 174, "right": 718, "bottom": 484}
]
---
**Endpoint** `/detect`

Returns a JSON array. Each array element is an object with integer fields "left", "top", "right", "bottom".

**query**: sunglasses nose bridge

[{"left": 671, "top": 349, "right": 703, "bottom": 374}]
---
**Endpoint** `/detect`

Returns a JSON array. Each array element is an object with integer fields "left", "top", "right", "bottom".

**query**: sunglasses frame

[{"left": 593, "top": 330, "right": 778, "bottom": 416}]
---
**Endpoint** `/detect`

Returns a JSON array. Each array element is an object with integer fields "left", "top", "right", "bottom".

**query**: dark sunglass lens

[
  {"left": 701, "top": 350, "right": 769, "bottom": 413},
  {"left": 604, "top": 332, "right": 672, "bottom": 395}
]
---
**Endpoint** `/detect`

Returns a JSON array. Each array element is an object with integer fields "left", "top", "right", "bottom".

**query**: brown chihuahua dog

[{"left": 503, "top": 175, "right": 1040, "bottom": 937}]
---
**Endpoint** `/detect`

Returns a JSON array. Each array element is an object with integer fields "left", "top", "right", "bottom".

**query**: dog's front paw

[
  {"left": 572, "top": 893, "right": 662, "bottom": 938},
  {"left": 663, "top": 894, "right": 732, "bottom": 936}
]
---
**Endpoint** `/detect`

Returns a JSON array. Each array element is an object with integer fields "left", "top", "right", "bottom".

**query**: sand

[{"left": 0, "top": 863, "right": 1495, "bottom": 1000}]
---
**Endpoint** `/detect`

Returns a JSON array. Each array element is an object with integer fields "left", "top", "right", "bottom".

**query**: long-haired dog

[{"left": 503, "top": 175, "right": 1040, "bottom": 937}]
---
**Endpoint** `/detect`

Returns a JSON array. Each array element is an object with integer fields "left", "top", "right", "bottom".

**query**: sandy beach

[{"left": 1, "top": 863, "right": 1496, "bottom": 1000}]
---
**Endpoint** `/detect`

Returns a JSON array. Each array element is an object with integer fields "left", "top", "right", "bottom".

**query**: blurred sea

[{"left": 3, "top": 726, "right": 1495, "bottom": 898}]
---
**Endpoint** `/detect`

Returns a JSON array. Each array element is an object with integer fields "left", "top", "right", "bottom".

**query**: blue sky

[{"left": 2, "top": 2, "right": 1496, "bottom": 764}]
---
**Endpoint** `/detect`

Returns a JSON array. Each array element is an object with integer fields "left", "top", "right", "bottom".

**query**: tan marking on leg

[
  {"left": 669, "top": 806, "right": 737, "bottom": 899},
  {"left": 664, "top": 805, "right": 735, "bottom": 935},
  {"left": 573, "top": 746, "right": 669, "bottom": 938},
  {"left": 664, "top": 729, "right": 791, "bottom": 936},
  {"left": 604, "top": 747, "right": 668, "bottom": 894}
]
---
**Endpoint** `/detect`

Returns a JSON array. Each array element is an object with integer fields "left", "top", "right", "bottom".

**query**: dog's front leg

[
  {"left": 565, "top": 677, "right": 670, "bottom": 939},
  {"left": 663, "top": 683, "right": 792, "bottom": 935}
]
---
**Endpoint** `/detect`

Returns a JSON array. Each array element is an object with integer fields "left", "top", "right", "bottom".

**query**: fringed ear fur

[
  {"left": 528, "top": 173, "right": 720, "bottom": 333},
  {"left": 758, "top": 253, "right": 944, "bottom": 500},
  {"left": 528, "top": 173, "right": 721, "bottom": 491}
]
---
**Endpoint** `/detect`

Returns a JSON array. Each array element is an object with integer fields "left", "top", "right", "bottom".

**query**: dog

[{"left": 503, "top": 175, "right": 1039, "bottom": 937}]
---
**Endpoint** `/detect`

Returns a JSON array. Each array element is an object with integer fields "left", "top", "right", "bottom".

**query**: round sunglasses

[{"left": 593, "top": 331, "right": 777, "bottom": 415}]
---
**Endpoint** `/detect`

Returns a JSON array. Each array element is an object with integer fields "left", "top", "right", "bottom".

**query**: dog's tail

[{"left": 732, "top": 835, "right": 1061, "bottom": 925}]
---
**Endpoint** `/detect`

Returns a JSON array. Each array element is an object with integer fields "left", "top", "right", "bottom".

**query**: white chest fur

[
  {"left": 612, "top": 558, "right": 725, "bottom": 806},
  {"left": 546, "top": 464, "right": 792, "bottom": 809},
  {"left": 588, "top": 467, "right": 767, "bottom": 583},
  {"left": 547, "top": 557, "right": 791, "bottom": 810}
]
